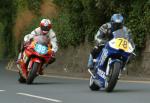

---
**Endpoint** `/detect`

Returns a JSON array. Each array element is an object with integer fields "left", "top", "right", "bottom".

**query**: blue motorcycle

[{"left": 88, "top": 29, "right": 135, "bottom": 92}]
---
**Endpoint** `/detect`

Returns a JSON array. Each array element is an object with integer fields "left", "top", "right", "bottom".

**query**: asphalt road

[{"left": 0, "top": 61, "right": 150, "bottom": 103}]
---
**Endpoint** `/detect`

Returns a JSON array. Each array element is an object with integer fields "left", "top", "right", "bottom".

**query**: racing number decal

[
  {"left": 118, "top": 38, "right": 128, "bottom": 49},
  {"left": 116, "top": 38, "right": 129, "bottom": 51}
]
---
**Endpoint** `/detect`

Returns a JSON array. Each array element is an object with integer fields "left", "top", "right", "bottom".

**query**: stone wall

[
  {"left": 45, "top": 43, "right": 93, "bottom": 76},
  {"left": 122, "top": 36, "right": 150, "bottom": 76},
  {"left": 47, "top": 37, "right": 150, "bottom": 77},
  {"left": 141, "top": 36, "right": 150, "bottom": 75}
]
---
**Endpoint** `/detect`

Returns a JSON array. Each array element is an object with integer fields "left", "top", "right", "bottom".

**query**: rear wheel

[
  {"left": 26, "top": 62, "right": 39, "bottom": 84},
  {"left": 89, "top": 76, "right": 100, "bottom": 91},
  {"left": 106, "top": 62, "right": 121, "bottom": 92}
]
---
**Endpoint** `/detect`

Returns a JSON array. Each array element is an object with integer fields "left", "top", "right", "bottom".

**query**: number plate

[
  {"left": 34, "top": 44, "right": 48, "bottom": 54},
  {"left": 115, "top": 38, "right": 129, "bottom": 51}
]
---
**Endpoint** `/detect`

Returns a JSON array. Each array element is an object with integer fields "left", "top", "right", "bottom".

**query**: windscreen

[
  {"left": 112, "top": 29, "right": 130, "bottom": 40},
  {"left": 34, "top": 35, "right": 50, "bottom": 45}
]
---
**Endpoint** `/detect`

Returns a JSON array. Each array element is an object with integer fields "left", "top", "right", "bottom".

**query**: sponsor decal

[{"left": 98, "top": 69, "right": 106, "bottom": 79}]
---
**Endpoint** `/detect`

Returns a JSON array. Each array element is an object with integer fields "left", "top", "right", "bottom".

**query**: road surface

[{"left": 0, "top": 61, "right": 150, "bottom": 103}]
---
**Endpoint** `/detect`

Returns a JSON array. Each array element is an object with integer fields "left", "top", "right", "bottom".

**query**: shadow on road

[
  {"left": 28, "top": 82, "right": 67, "bottom": 85},
  {"left": 112, "top": 89, "right": 150, "bottom": 93}
]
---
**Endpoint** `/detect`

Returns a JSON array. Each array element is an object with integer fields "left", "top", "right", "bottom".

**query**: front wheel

[
  {"left": 106, "top": 62, "right": 121, "bottom": 92},
  {"left": 26, "top": 62, "right": 39, "bottom": 84}
]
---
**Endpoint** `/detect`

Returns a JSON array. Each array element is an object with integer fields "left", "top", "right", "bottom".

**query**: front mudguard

[
  {"left": 106, "top": 59, "right": 121, "bottom": 76},
  {"left": 109, "top": 59, "right": 123, "bottom": 70},
  {"left": 28, "top": 58, "right": 42, "bottom": 70}
]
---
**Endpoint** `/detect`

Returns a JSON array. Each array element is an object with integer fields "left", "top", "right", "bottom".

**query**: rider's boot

[
  {"left": 39, "top": 68, "right": 44, "bottom": 75},
  {"left": 48, "top": 57, "right": 56, "bottom": 64}
]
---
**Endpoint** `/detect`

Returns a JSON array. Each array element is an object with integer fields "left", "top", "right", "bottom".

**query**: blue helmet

[{"left": 111, "top": 14, "right": 124, "bottom": 31}]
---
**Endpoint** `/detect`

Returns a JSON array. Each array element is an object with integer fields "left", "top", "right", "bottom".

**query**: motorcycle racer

[
  {"left": 17, "top": 18, "right": 58, "bottom": 75},
  {"left": 88, "top": 14, "right": 135, "bottom": 72}
]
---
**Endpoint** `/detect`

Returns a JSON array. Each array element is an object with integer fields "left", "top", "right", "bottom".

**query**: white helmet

[{"left": 40, "top": 19, "right": 52, "bottom": 35}]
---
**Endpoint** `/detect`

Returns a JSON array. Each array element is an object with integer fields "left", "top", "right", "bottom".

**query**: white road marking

[
  {"left": 17, "top": 93, "right": 62, "bottom": 103},
  {"left": 0, "top": 90, "right": 5, "bottom": 92}
]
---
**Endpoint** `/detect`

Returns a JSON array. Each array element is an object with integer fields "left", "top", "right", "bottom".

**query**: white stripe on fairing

[{"left": 17, "top": 93, "right": 62, "bottom": 103}]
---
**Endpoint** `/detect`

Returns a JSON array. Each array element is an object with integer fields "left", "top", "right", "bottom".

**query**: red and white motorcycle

[{"left": 17, "top": 35, "right": 53, "bottom": 84}]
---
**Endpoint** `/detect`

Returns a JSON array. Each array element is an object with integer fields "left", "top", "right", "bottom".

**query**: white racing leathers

[{"left": 24, "top": 27, "right": 58, "bottom": 53}]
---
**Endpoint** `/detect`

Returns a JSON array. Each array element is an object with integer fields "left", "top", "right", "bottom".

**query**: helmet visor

[
  {"left": 112, "top": 23, "right": 123, "bottom": 31},
  {"left": 41, "top": 26, "right": 50, "bottom": 31}
]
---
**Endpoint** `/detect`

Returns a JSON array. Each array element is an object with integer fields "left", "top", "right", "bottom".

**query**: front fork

[{"left": 88, "top": 69, "right": 96, "bottom": 78}]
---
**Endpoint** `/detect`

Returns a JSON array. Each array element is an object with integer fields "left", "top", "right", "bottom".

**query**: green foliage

[
  {"left": 14, "top": 0, "right": 28, "bottom": 12},
  {"left": 0, "top": 0, "right": 17, "bottom": 58},
  {"left": 0, "top": 22, "right": 5, "bottom": 59},
  {"left": 14, "top": 0, "right": 41, "bottom": 14},
  {"left": 53, "top": 0, "right": 150, "bottom": 51},
  {"left": 127, "top": 0, "right": 150, "bottom": 50},
  {"left": 53, "top": 0, "right": 85, "bottom": 48},
  {"left": 14, "top": 17, "right": 43, "bottom": 55},
  {"left": 0, "top": 0, "right": 149, "bottom": 58},
  {"left": 0, "top": 22, "right": 4, "bottom": 35},
  {"left": 22, "top": 17, "right": 43, "bottom": 37},
  {"left": 27, "top": 0, "right": 42, "bottom": 15},
  {"left": 0, "top": 0, "right": 41, "bottom": 58},
  {"left": 0, "top": 41, "right": 5, "bottom": 59}
]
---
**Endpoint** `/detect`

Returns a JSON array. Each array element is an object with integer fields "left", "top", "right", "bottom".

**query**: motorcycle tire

[
  {"left": 26, "top": 62, "right": 39, "bottom": 84},
  {"left": 106, "top": 62, "right": 121, "bottom": 92}
]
